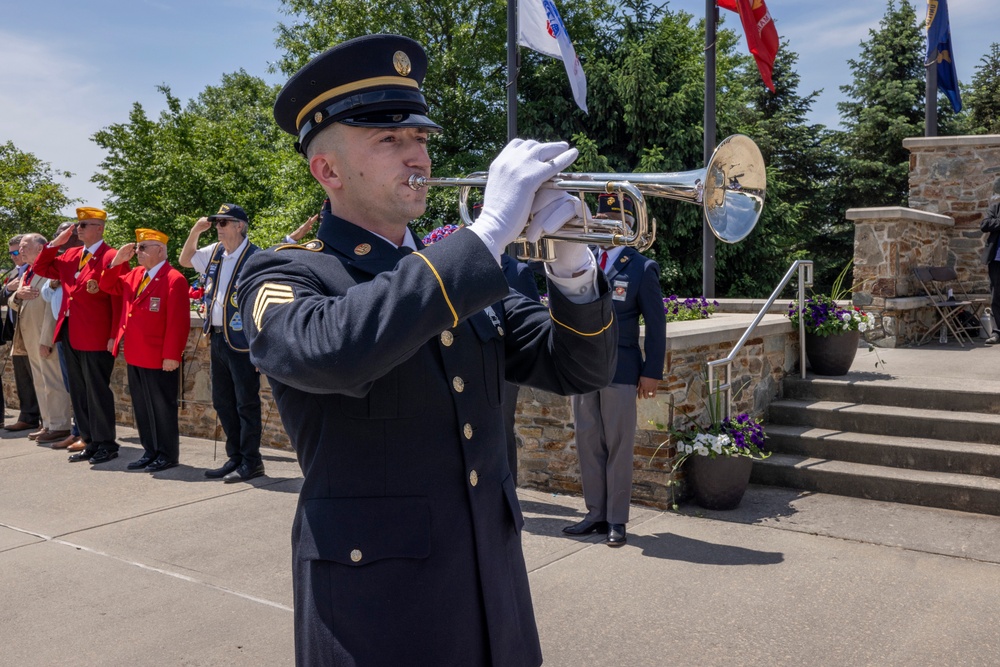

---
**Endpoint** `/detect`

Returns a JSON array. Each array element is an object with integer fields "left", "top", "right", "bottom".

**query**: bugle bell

[{"left": 407, "top": 134, "right": 766, "bottom": 262}]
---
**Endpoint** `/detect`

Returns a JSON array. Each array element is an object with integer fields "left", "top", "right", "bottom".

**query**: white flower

[
  {"left": 717, "top": 434, "right": 732, "bottom": 447},
  {"left": 710, "top": 439, "right": 722, "bottom": 454},
  {"left": 696, "top": 445, "right": 709, "bottom": 456}
]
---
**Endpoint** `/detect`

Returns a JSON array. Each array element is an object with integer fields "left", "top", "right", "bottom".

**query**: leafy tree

[
  {"left": 966, "top": 42, "right": 1000, "bottom": 134},
  {"left": 92, "top": 71, "right": 320, "bottom": 272},
  {"left": 0, "top": 141, "right": 76, "bottom": 244}
]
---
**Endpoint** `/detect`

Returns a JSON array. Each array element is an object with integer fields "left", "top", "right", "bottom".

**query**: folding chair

[
  {"left": 930, "top": 265, "right": 988, "bottom": 323},
  {"left": 913, "top": 266, "right": 974, "bottom": 346}
]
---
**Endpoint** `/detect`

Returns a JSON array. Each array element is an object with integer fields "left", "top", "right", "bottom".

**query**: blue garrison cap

[{"left": 274, "top": 34, "right": 442, "bottom": 155}]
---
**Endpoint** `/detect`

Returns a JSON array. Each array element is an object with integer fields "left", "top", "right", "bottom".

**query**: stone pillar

[
  {"left": 904, "top": 135, "right": 1000, "bottom": 293},
  {"left": 849, "top": 206, "right": 953, "bottom": 346}
]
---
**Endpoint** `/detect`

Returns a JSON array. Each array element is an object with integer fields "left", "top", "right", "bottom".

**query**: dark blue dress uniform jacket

[
  {"left": 236, "top": 213, "right": 617, "bottom": 667},
  {"left": 604, "top": 247, "right": 666, "bottom": 385}
]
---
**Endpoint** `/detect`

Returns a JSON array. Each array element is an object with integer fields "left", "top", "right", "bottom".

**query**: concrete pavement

[{"left": 3, "top": 337, "right": 1000, "bottom": 666}]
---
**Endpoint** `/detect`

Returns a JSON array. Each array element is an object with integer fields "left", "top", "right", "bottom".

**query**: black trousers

[
  {"left": 989, "top": 261, "right": 1000, "bottom": 318},
  {"left": 11, "top": 354, "right": 40, "bottom": 425},
  {"left": 128, "top": 364, "right": 180, "bottom": 463},
  {"left": 60, "top": 323, "right": 117, "bottom": 453},
  {"left": 210, "top": 333, "right": 262, "bottom": 467}
]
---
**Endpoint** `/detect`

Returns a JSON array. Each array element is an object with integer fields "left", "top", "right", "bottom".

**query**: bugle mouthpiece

[{"left": 407, "top": 174, "right": 428, "bottom": 190}]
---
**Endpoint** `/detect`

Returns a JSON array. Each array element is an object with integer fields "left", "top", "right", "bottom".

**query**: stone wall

[
  {"left": 517, "top": 314, "right": 796, "bottom": 509},
  {"left": 4, "top": 313, "right": 797, "bottom": 510},
  {"left": 904, "top": 135, "right": 1000, "bottom": 293}
]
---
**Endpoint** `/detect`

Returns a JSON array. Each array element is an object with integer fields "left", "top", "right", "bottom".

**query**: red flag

[{"left": 718, "top": 0, "right": 779, "bottom": 92}]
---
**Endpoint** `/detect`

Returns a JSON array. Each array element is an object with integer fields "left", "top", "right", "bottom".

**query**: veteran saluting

[
  {"left": 236, "top": 34, "right": 617, "bottom": 666},
  {"left": 32, "top": 207, "right": 122, "bottom": 464},
  {"left": 100, "top": 229, "right": 190, "bottom": 472}
]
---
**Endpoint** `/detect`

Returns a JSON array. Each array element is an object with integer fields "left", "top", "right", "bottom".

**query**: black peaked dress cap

[{"left": 274, "top": 34, "right": 441, "bottom": 154}]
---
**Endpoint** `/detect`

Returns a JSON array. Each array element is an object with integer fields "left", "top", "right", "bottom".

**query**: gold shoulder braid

[{"left": 275, "top": 240, "right": 325, "bottom": 253}]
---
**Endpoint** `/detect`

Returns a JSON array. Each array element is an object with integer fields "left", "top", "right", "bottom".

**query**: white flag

[{"left": 518, "top": 0, "right": 588, "bottom": 113}]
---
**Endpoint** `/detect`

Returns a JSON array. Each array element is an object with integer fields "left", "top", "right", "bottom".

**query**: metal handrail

[{"left": 706, "top": 260, "right": 813, "bottom": 419}]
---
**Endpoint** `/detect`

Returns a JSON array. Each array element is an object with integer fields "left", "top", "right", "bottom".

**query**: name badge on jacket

[
  {"left": 149, "top": 297, "right": 161, "bottom": 312},
  {"left": 612, "top": 279, "right": 628, "bottom": 301}
]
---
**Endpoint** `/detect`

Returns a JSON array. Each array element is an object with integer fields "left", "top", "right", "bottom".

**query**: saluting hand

[
  {"left": 289, "top": 214, "right": 319, "bottom": 242},
  {"left": 50, "top": 225, "right": 76, "bottom": 248},
  {"left": 192, "top": 217, "right": 212, "bottom": 234},
  {"left": 111, "top": 243, "right": 137, "bottom": 268}
]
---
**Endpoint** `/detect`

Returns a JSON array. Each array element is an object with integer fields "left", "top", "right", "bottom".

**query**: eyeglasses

[
  {"left": 8, "top": 250, "right": 19, "bottom": 256},
  {"left": 136, "top": 243, "right": 157, "bottom": 252},
  {"left": 76, "top": 222, "right": 103, "bottom": 229},
  {"left": 212, "top": 218, "right": 237, "bottom": 228}
]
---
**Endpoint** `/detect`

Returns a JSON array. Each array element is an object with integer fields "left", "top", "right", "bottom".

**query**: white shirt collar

[
  {"left": 144, "top": 260, "right": 167, "bottom": 279},
  {"left": 84, "top": 240, "right": 104, "bottom": 255},
  {"left": 222, "top": 236, "right": 249, "bottom": 259},
  {"left": 369, "top": 228, "right": 418, "bottom": 251}
]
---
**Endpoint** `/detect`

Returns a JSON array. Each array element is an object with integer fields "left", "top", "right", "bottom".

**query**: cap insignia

[
  {"left": 218, "top": 204, "right": 231, "bottom": 214},
  {"left": 314, "top": 111, "right": 323, "bottom": 124},
  {"left": 393, "top": 51, "right": 412, "bottom": 76},
  {"left": 354, "top": 243, "right": 372, "bottom": 256}
]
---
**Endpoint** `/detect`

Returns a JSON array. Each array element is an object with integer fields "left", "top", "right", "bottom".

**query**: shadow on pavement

[{"left": 631, "top": 532, "right": 785, "bottom": 566}]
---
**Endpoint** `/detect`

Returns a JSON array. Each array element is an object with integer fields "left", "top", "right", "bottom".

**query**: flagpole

[
  {"left": 703, "top": 0, "right": 717, "bottom": 299},
  {"left": 925, "top": 55, "right": 938, "bottom": 137},
  {"left": 507, "top": 0, "right": 518, "bottom": 142}
]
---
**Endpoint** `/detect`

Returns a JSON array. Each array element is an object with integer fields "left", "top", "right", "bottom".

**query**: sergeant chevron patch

[{"left": 252, "top": 283, "right": 295, "bottom": 331}]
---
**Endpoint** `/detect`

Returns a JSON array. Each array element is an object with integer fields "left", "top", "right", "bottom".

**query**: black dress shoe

[
  {"left": 607, "top": 523, "right": 627, "bottom": 547},
  {"left": 223, "top": 462, "right": 266, "bottom": 484},
  {"left": 89, "top": 450, "right": 119, "bottom": 464},
  {"left": 205, "top": 459, "right": 240, "bottom": 479},
  {"left": 146, "top": 458, "right": 179, "bottom": 473},
  {"left": 127, "top": 455, "right": 157, "bottom": 470},
  {"left": 68, "top": 451, "right": 95, "bottom": 463},
  {"left": 562, "top": 519, "right": 609, "bottom": 536}
]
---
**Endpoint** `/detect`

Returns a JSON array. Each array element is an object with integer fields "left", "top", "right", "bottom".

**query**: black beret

[{"left": 274, "top": 34, "right": 442, "bottom": 154}]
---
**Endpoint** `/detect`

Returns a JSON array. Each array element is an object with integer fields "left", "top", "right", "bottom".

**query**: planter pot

[
  {"left": 805, "top": 329, "right": 861, "bottom": 376},
  {"left": 686, "top": 454, "right": 753, "bottom": 510}
]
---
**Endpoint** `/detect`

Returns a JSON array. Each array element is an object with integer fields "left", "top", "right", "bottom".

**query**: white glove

[
  {"left": 525, "top": 191, "right": 593, "bottom": 277},
  {"left": 471, "top": 139, "right": 579, "bottom": 263}
]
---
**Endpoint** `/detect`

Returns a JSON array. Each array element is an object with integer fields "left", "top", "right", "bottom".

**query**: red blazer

[
  {"left": 99, "top": 262, "right": 190, "bottom": 370},
  {"left": 33, "top": 242, "right": 122, "bottom": 351}
]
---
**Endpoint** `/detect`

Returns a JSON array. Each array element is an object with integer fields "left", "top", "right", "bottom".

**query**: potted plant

[
  {"left": 654, "top": 382, "right": 770, "bottom": 511},
  {"left": 786, "top": 262, "right": 877, "bottom": 376}
]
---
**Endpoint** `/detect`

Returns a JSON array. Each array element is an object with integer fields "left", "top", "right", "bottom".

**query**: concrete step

[
  {"left": 784, "top": 375, "right": 1000, "bottom": 414},
  {"left": 751, "top": 454, "right": 1000, "bottom": 516},
  {"left": 767, "top": 398, "right": 1000, "bottom": 444},
  {"left": 765, "top": 425, "right": 1000, "bottom": 477}
]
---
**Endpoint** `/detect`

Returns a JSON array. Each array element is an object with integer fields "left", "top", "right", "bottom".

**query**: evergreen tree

[{"left": 966, "top": 43, "right": 1000, "bottom": 135}]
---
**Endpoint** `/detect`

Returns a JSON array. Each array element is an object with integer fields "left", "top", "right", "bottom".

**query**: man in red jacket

[
  {"left": 100, "top": 229, "right": 190, "bottom": 471},
  {"left": 33, "top": 207, "right": 123, "bottom": 464}
]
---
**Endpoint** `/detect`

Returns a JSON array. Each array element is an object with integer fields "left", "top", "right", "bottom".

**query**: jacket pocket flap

[{"left": 299, "top": 496, "right": 431, "bottom": 566}]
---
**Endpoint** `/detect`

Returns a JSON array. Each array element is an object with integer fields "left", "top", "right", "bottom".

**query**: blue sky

[{"left": 2, "top": 0, "right": 998, "bottom": 214}]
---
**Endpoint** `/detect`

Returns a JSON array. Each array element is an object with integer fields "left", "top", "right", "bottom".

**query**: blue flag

[{"left": 926, "top": 0, "right": 962, "bottom": 112}]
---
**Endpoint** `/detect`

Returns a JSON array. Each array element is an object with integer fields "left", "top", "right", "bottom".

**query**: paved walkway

[{"left": 2, "top": 339, "right": 1000, "bottom": 666}]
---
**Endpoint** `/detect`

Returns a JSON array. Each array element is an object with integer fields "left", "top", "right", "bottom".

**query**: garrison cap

[
  {"left": 135, "top": 228, "right": 168, "bottom": 244},
  {"left": 274, "top": 34, "right": 442, "bottom": 155},
  {"left": 76, "top": 206, "right": 107, "bottom": 222}
]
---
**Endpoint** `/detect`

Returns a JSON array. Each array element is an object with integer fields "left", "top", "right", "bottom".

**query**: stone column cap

[
  {"left": 902, "top": 135, "right": 1000, "bottom": 150},
  {"left": 846, "top": 207, "right": 953, "bottom": 226}
]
